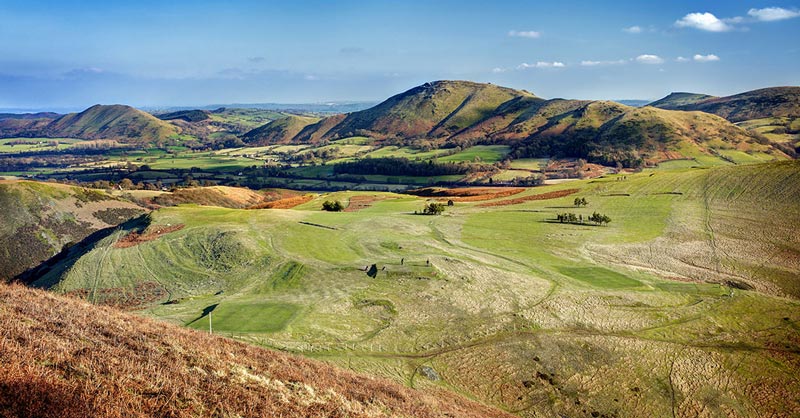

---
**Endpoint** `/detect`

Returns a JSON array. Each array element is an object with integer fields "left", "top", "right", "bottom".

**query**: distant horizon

[
  {"left": 2, "top": 1, "right": 798, "bottom": 109},
  {"left": 0, "top": 80, "right": 794, "bottom": 115}
]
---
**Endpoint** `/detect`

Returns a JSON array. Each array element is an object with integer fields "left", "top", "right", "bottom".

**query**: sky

[{"left": 1, "top": 0, "right": 799, "bottom": 110}]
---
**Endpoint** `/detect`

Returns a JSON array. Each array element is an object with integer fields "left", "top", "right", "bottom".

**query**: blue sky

[{"left": 1, "top": 0, "right": 799, "bottom": 109}]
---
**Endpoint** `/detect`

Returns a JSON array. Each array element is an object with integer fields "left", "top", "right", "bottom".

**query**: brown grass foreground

[{"left": 0, "top": 283, "right": 513, "bottom": 418}]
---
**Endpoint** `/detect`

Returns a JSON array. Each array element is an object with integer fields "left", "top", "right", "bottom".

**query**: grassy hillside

[
  {"left": 31, "top": 161, "right": 800, "bottom": 417},
  {"left": 650, "top": 87, "right": 800, "bottom": 122},
  {"left": 646, "top": 92, "right": 715, "bottom": 109},
  {"left": 156, "top": 109, "right": 211, "bottom": 122},
  {"left": 243, "top": 115, "right": 321, "bottom": 145},
  {"left": 0, "top": 282, "right": 511, "bottom": 418},
  {"left": 0, "top": 180, "right": 145, "bottom": 281},
  {"left": 44, "top": 105, "right": 180, "bottom": 144}
]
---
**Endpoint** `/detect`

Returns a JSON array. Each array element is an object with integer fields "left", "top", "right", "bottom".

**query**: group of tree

[
  {"left": 573, "top": 197, "right": 588, "bottom": 207},
  {"left": 556, "top": 211, "right": 611, "bottom": 226},
  {"left": 416, "top": 202, "right": 446, "bottom": 216},
  {"left": 321, "top": 200, "right": 344, "bottom": 212}
]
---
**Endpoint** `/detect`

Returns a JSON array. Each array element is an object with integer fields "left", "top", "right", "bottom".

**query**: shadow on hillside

[
  {"left": 186, "top": 303, "right": 219, "bottom": 327},
  {"left": 14, "top": 214, "right": 152, "bottom": 288}
]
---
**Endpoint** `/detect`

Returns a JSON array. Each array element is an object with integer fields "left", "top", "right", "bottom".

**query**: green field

[{"left": 436, "top": 145, "right": 511, "bottom": 163}]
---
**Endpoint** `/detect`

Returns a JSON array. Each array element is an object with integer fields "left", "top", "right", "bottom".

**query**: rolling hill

[
  {"left": 646, "top": 92, "right": 715, "bottom": 109},
  {"left": 43, "top": 104, "right": 180, "bottom": 144},
  {"left": 246, "top": 81, "right": 786, "bottom": 166},
  {"left": 243, "top": 114, "right": 321, "bottom": 145},
  {"left": 0, "top": 282, "right": 511, "bottom": 418},
  {"left": 649, "top": 87, "right": 800, "bottom": 122}
]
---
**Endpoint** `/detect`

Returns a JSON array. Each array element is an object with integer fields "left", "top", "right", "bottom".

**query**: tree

[
  {"left": 589, "top": 211, "right": 612, "bottom": 226},
  {"left": 119, "top": 178, "right": 134, "bottom": 190},
  {"left": 322, "top": 200, "right": 344, "bottom": 212},
  {"left": 574, "top": 197, "right": 588, "bottom": 207},
  {"left": 421, "top": 202, "right": 445, "bottom": 215}
]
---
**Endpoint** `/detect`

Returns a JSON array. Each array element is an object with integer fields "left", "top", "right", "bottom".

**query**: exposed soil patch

[
  {"left": 114, "top": 224, "right": 185, "bottom": 248},
  {"left": 408, "top": 187, "right": 525, "bottom": 202},
  {"left": 344, "top": 195, "right": 384, "bottom": 212},
  {"left": 478, "top": 189, "right": 579, "bottom": 207},
  {"left": 248, "top": 195, "right": 314, "bottom": 209}
]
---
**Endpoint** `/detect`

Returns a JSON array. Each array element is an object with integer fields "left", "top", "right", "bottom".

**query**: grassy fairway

[
  {"left": 187, "top": 301, "right": 300, "bottom": 333},
  {"left": 37, "top": 161, "right": 800, "bottom": 418}
]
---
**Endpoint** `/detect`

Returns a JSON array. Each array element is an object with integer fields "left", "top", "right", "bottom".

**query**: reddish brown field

[
  {"left": 114, "top": 224, "right": 185, "bottom": 248},
  {"left": 0, "top": 283, "right": 513, "bottom": 418},
  {"left": 477, "top": 188, "right": 579, "bottom": 207},
  {"left": 408, "top": 187, "right": 525, "bottom": 202},
  {"left": 248, "top": 195, "right": 314, "bottom": 209}
]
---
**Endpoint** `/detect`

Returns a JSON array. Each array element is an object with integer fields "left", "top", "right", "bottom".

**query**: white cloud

[
  {"left": 635, "top": 54, "right": 664, "bottom": 64},
  {"left": 517, "top": 61, "right": 565, "bottom": 69},
  {"left": 580, "top": 59, "right": 627, "bottom": 66},
  {"left": 303, "top": 74, "right": 319, "bottom": 81},
  {"left": 491, "top": 67, "right": 507, "bottom": 73},
  {"left": 675, "top": 12, "right": 733, "bottom": 32},
  {"left": 623, "top": 25, "right": 643, "bottom": 34},
  {"left": 693, "top": 53, "right": 720, "bottom": 62},
  {"left": 676, "top": 56, "right": 690, "bottom": 62},
  {"left": 508, "top": 30, "right": 541, "bottom": 38},
  {"left": 747, "top": 7, "right": 800, "bottom": 21}
]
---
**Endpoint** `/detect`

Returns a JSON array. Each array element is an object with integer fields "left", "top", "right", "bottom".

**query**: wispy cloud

[
  {"left": 675, "top": 12, "right": 733, "bottom": 32},
  {"left": 693, "top": 53, "right": 720, "bottom": 62},
  {"left": 676, "top": 56, "right": 690, "bottom": 62},
  {"left": 247, "top": 56, "right": 265, "bottom": 63},
  {"left": 635, "top": 54, "right": 664, "bottom": 64},
  {"left": 491, "top": 67, "right": 507, "bottom": 73},
  {"left": 508, "top": 30, "right": 541, "bottom": 38},
  {"left": 622, "top": 25, "right": 642, "bottom": 34},
  {"left": 580, "top": 59, "right": 627, "bottom": 66},
  {"left": 517, "top": 61, "right": 565, "bottom": 69},
  {"left": 748, "top": 7, "right": 800, "bottom": 21}
]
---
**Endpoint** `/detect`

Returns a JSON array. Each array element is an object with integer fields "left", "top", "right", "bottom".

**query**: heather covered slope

[
  {"left": 0, "top": 181, "right": 144, "bottom": 281},
  {"left": 0, "top": 283, "right": 512, "bottom": 418},
  {"left": 649, "top": 87, "right": 800, "bottom": 122}
]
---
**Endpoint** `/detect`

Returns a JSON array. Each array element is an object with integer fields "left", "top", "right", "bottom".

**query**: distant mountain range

[{"left": 143, "top": 101, "right": 378, "bottom": 114}]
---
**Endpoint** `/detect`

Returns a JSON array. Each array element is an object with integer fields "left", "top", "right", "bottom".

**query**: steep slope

[
  {"left": 646, "top": 92, "right": 715, "bottom": 110},
  {"left": 0, "top": 181, "right": 145, "bottom": 281},
  {"left": 243, "top": 115, "right": 321, "bottom": 145},
  {"left": 649, "top": 87, "right": 800, "bottom": 122},
  {"left": 0, "top": 282, "right": 512, "bottom": 418},
  {"left": 43, "top": 104, "right": 180, "bottom": 143}
]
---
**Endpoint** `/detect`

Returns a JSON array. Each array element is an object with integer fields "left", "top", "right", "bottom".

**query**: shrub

[{"left": 321, "top": 200, "right": 344, "bottom": 212}]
